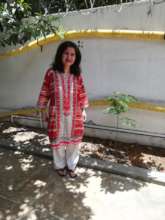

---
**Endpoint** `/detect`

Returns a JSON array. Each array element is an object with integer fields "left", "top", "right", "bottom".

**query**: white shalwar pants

[{"left": 52, "top": 144, "right": 80, "bottom": 170}]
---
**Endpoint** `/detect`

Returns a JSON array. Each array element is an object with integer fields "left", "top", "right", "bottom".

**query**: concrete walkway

[{"left": 0, "top": 147, "right": 165, "bottom": 220}]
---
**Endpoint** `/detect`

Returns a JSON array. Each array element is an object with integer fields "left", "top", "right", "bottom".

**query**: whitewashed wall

[{"left": 0, "top": 0, "right": 165, "bottom": 109}]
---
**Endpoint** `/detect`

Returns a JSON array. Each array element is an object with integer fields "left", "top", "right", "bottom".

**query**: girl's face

[{"left": 62, "top": 47, "right": 76, "bottom": 67}]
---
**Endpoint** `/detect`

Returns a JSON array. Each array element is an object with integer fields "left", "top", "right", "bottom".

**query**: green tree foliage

[{"left": 0, "top": 0, "right": 63, "bottom": 47}]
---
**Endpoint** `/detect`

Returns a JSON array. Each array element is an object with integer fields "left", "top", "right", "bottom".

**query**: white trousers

[{"left": 52, "top": 143, "right": 80, "bottom": 170}]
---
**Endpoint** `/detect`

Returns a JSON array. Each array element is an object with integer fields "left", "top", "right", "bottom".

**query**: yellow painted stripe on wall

[
  {"left": 90, "top": 99, "right": 165, "bottom": 113},
  {"left": 129, "top": 102, "right": 165, "bottom": 113},
  {"left": 0, "top": 29, "right": 165, "bottom": 60},
  {"left": 0, "top": 99, "right": 165, "bottom": 119},
  {"left": 90, "top": 99, "right": 165, "bottom": 112}
]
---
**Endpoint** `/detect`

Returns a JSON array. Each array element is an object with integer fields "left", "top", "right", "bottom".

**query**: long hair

[{"left": 51, "top": 41, "right": 82, "bottom": 76}]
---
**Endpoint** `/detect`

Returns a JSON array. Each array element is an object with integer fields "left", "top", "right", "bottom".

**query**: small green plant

[
  {"left": 104, "top": 92, "right": 138, "bottom": 146},
  {"left": 104, "top": 92, "right": 138, "bottom": 128}
]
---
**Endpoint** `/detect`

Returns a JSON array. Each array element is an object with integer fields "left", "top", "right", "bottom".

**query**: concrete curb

[
  {"left": 0, "top": 140, "right": 165, "bottom": 186},
  {"left": 79, "top": 156, "right": 165, "bottom": 186}
]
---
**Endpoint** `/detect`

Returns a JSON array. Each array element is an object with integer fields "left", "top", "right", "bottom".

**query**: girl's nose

[{"left": 67, "top": 55, "right": 71, "bottom": 60}]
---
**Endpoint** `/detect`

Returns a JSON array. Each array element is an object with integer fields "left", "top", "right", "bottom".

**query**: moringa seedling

[{"left": 104, "top": 92, "right": 138, "bottom": 128}]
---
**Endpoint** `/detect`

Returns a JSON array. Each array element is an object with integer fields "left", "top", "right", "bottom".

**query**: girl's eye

[
  {"left": 64, "top": 51, "right": 75, "bottom": 56},
  {"left": 65, "top": 53, "right": 75, "bottom": 56}
]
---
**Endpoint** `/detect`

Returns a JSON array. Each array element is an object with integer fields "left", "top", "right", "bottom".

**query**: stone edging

[{"left": 0, "top": 139, "right": 164, "bottom": 186}]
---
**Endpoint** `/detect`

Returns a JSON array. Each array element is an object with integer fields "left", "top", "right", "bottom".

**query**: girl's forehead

[{"left": 64, "top": 47, "right": 75, "bottom": 52}]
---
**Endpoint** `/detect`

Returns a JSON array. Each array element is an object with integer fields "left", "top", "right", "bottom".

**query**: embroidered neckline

[{"left": 60, "top": 73, "right": 71, "bottom": 116}]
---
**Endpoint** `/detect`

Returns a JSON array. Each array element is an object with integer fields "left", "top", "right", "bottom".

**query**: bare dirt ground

[
  {"left": 82, "top": 136, "right": 165, "bottom": 172},
  {"left": 0, "top": 121, "right": 165, "bottom": 172}
]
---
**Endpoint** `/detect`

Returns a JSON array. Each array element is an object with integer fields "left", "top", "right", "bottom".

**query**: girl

[{"left": 37, "top": 41, "right": 89, "bottom": 178}]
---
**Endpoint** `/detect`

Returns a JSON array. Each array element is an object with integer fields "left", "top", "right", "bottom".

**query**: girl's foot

[
  {"left": 56, "top": 168, "right": 66, "bottom": 177},
  {"left": 67, "top": 168, "right": 77, "bottom": 178}
]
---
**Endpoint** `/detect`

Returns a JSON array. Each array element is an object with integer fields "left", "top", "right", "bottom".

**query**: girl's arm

[
  {"left": 78, "top": 74, "right": 89, "bottom": 122},
  {"left": 37, "top": 69, "right": 51, "bottom": 122},
  {"left": 37, "top": 69, "right": 51, "bottom": 109},
  {"left": 78, "top": 74, "right": 89, "bottom": 110}
]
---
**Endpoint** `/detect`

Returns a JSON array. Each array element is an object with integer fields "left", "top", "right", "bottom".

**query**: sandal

[
  {"left": 56, "top": 168, "right": 66, "bottom": 177},
  {"left": 67, "top": 168, "right": 77, "bottom": 178}
]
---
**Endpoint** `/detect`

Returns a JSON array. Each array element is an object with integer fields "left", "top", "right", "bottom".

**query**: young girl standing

[{"left": 37, "top": 41, "right": 89, "bottom": 178}]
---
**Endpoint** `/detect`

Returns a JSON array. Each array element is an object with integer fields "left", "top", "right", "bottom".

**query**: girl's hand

[
  {"left": 41, "top": 112, "right": 49, "bottom": 122},
  {"left": 40, "top": 109, "right": 49, "bottom": 122},
  {"left": 82, "top": 109, "right": 87, "bottom": 122}
]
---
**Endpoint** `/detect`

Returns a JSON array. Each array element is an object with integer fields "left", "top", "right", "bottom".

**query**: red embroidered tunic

[{"left": 37, "top": 68, "right": 89, "bottom": 148}]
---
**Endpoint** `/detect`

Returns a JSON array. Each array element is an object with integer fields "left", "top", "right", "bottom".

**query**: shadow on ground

[{"left": 0, "top": 145, "right": 147, "bottom": 220}]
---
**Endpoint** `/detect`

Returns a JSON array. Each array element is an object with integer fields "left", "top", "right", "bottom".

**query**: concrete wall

[
  {"left": 1, "top": 38, "right": 165, "bottom": 107},
  {"left": 0, "top": 1, "right": 165, "bottom": 142},
  {"left": 60, "top": 0, "right": 165, "bottom": 31}
]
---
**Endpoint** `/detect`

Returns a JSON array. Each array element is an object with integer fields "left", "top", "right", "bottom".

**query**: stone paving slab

[
  {"left": 0, "top": 197, "right": 17, "bottom": 220},
  {"left": 32, "top": 167, "right": 165, "bottom": 220},
  {"left": 0, "top": 148, "right": 68, "bottom": 220},
  {"left": 0, "top": 196, "right": 58, "bottom": 220},
  {"left": 0, "top": 148, "right": 53, "bottom": 204},
  {"left": 0, "top": 148, "right": 165, "bottom": 220}
]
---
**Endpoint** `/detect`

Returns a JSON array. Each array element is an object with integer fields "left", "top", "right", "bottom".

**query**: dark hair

[{"left": 51, "top": 41, "right": 82, "bottom": 76}]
